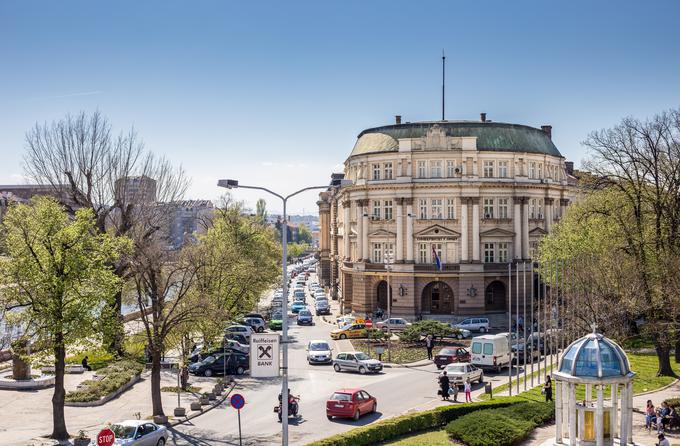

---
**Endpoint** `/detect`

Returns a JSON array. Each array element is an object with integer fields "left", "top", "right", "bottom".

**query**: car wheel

[
  {"left": 358, "top": 366, "right": 367, "bottom": 375},
  {"left": 353, "top": 410, "right": 360, "bottom": 421},
  {"left": 479, "top": 327, "right": 486, "bottom": 333},
  {"left": 333, "top": 364, "right": 341, "bottom": 372},
  {"left": 327, "top": 414, "right": 333, "bottom": 420},
  {"left": 456, "top": 333, "right": 463, "bottom": 340},
  {"left": 157, "top": 439, "right": 165, "bottom": 446},
  {"left": 372, "top": 402, "right": 377, "bottom": 413},
  {"left": 479, "top": 373, "right": 484, "bottom": 384},
  {"left": 339, "top": 334, "right": 347, "bottom": 339},
  {"left": 436, "top": 365, "right": 442, "bottom": 370},
  {"left": 204, "top": 369, "right": 213, "bottom": 377},
  {"left": 257, "top": 326, "right": 264, "bottom": 333},
  {"left": 236, "top": 366, "right": 245, "bottom": 375}
]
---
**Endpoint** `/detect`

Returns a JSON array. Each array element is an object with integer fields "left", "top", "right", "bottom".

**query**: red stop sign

[
  {"left": 365, "top": 319, "right": 373, "bottom": 328},
  {"left": 97, "top": 428, "right": 115, "bottom": 446}
]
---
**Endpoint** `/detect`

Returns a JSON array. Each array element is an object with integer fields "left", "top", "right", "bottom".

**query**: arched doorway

[
  {"left": 376, "top": 281, "right": 391, "bottom": 311},
  {"left": 421, "top": 281, "right": 454, "bottom": 314},
  {"left": 485, "top": 281, "right": 506, "bottom": 312}
]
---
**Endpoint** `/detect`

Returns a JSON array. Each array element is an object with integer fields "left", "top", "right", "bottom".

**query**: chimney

[
  {"left": 541, "top": 125, "right": 553, "bottom": 139},
  {"left": 565, "top": 161, "right": 574, "bottom": 176},
  {"left": 395, "top": 115, "right": 402, "bottom": 125},
  {"left": 480, "top": 113, "right": 487, "bottom": 123}
]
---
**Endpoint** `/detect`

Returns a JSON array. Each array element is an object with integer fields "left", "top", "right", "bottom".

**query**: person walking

[
  {"left": 543, "top": 375, "right": 553, "bottom": 402},
  {"left": 438, "top": 371, "right": 451, "bottom": 401},
  {"left": 464, "top": 378, "right": 472, "bottom": 402},
  {"left": 425, "top": 334, "right": 434, "bottom": 361}
]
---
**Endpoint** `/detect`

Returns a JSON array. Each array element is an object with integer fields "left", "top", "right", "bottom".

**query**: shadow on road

[{"left": 329, "top": 411, "right": 383, "bottom": 426}]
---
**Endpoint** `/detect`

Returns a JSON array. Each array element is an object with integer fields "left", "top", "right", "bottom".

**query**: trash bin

[{"left": 485, "top": 383, "right": 492, "bottom": 398}]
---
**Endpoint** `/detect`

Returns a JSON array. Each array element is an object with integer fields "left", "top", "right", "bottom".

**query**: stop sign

[
  {"left": 97, "top": 428, "right": 115, "bottom": 446},
  {"left": 365, "top": 319, "right": 373, "bottom": 328}
]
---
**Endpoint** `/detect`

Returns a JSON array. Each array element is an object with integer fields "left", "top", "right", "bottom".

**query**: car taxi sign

[
  {"left": 230, "top": 393, "right": 245, "bottom": 410},
  {"left": 97, "top": 428, "right": 115, "bottom": 446}
]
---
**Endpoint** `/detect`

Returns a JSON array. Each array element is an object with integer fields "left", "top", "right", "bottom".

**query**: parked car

[
  {"left": 512, "top": 340, "right": 542, "bottom": 363},
  {"left": 188, "top": 352, "right": 249, "bottom": 377},
  {"left": 269, "top": 312, "right": 283, "bottom": 330},
  {"left": 306, "top": 340, "right": 333, "bottom": 364},
  {"left": 224, "top": 333, "right": 248, "bottom": 345},
  {"left": 225, "top": 324, "right": 253, "bottom": 339},
  {"left": 315, "top": 299, "right": 331, "bottom": 315},
  {"left": 333, "top": 351, "right": 382, "bottom": 374},
  {"left": 326, "top": 388, "right": 377, "bottom": 421},
  {"left": 297, "top": 309, "right": 314, "bottom": 325},
  {"left": 375, "top": 317, "right": 411, "bottom": 331},
  {"left": 190, "top": 344, "right": 247, "bottom": 363},
  {"left": 452, "top": 317, "right": 490, "bottom": 333},
  {"left": 434, "top": 347, "right": 471, "bottom": 369},
  {"left": 330, "top": 323, "right": 367, "bottom": 340},
  {"left": 441, "top": 362, "right": 484, "bottom": 387},
  {"left": 242, "top": 316, "right": 266, "bottom": 333},
  {"left": 448, "top": 327, "right": 472, "bottom": 340},
  {"left": 108, "top": 420, "right": 168, "bottom": 446},
  {"left": 470, "top": 334, "right": 511, "bottom": 372},
  {"left": 293, "top": 290, "right": 306, "bottom": 301},
  {"left": 336, "top": 315, "right": 356, "bottom": 327},
  {"left": 290, "top": 301, "right": 307, "bottom": 314},
  {"left": 244, "top": 312, "right": 266, "bottom": 321}
]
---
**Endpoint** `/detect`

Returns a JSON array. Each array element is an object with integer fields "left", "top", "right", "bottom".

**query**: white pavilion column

[
  {"left": 555, "top": 380, "right": 563, "bottom": 443},
  {"left": 578, "top": 405, "right": 585, "bottom": 442},
  {"left": 596, "top": 384, "right": 604, "bottom": 446},
  {"left": 513, "top": 199, "right": 522, "bottom": 259},
  {"left": 627, "top": 382, "right": 633, "bottom": 443},
  {"left": 522, "top": 197, "right": 530, "bottom": 259},
  {"left": 620, "top": 383, "right": 628, "bottom": 445},
  {"left": 568, "top": 383, "right": 577, "bottom": 444},
  {"left": 562, "top": 380, "right": 570, "bottom": 439},
  {"left": 406, "top": 200, "right": 414, "bottom": 262},
  {"left": 585, "top": 383, "right": 592, "bottom": 402},
  {"left": 396, "top": 199, "right": 404, "bottom": 262},
  {"left": 611, "top": 384, "right": 618, "bottom": 439},
  {"left": 460, "top": 199, "right": 469, "bottom": 262},
  {"left": 472, "top": 198, "right": 480, "bottom": 262},
  {"left": 343, "top": 200, "right": 351, "bottom": 260},
  {"left": 361, "top": 200, "right": 369, "bottom": 261}
]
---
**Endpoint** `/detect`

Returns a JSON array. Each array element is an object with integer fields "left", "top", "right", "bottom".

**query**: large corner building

[{"left": 317, "top": 115, "right": 575, "bottom": 319}]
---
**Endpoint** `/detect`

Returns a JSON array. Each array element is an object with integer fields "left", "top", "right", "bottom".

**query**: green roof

[{"left": 350, "top": 121, "right": 562, "bottom": 158}]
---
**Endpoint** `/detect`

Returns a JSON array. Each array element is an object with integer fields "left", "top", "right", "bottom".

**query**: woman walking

[
  {"left": 544, "top": 375, "right": 553, "bottom": 402},
  {"left": 464, "top": 378, "right": 472, "bottom": 402}
]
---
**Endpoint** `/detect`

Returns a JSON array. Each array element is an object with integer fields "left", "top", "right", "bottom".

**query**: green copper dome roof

[{"left": 349, "top": 121, "right": 562, "bottom": 158}]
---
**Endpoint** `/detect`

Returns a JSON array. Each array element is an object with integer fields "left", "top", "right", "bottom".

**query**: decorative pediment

[
  {"left": 368, "top": 229, "right": 396, "bottom": 238},
  {"left": 480, "top": 228, "right": 516, "bottom": 238},
  {"left": 414, "top": 224, "right": 460, "bottom": 240},
  {"left": 529, "top": 227, "right": 548, "bottom": 236}
]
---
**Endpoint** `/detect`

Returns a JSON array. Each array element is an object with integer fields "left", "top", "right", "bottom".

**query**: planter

[
  {"left": 190, "top": 401, "right": 202, "bottom": 411},
  {"left": 200, "top": 397, "right": 210, "bottom": 405},
  {"left": 214, "top": 386, "right": 223, "bottom": 395},
  {"left": 208, "top": 392, "right": 216, "bottom": 401},
  {"left": 173, "top": 407, "right": 186, "bottom": 417},
  {"left": 153, "top": 415, "right": 168, "bottom": 425},
  {"left": 74, "top": 438, "right": 91, "bottom": 446}
]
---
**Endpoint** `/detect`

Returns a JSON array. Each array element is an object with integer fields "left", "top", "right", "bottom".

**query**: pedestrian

[
  {"left": 81, "top": 355, "right": 92, "bottom": 371},
  {"left": 450, "top": 381, "right": 459, "bottom": 402},
  {"left": 543, "top": 375, "right": 553, "bottom": 402},
  {"left": 425, "top": 334, "right": 434, "bottom": 360},
  {"left": 646, "top": 400, "right": 656, "bottom": 430},
  {"left": 438, "top": 371, "right": 451, "bottom": 401},
  {"left": 464, "top": 378, "right": 472, "bottom": 402},
  {"left": 657, "top": 433, "right": 670, "bottom": 446}
]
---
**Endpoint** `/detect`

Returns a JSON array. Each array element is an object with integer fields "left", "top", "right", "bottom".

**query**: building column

[
  {"left": 585, "top": 383, "right": 592, "bottom": 402},
  {"left": 460, "top": 199, "right": 469, "bottom": 262},
  {"left": 596, "top": 384, "right": 604, "bottom": 446},
  {"left": 522, "top": 197, "right": 530, "bottom": 259},
  {"left": 343, "top": 200, "right": 351, "bottom": 261},
  {"left": 513, "top": 199, "right": 522, "bottom": 259},
  {"left": 396, "top": 198, "right": 404, "bottom": 262},
  {"left": 330, "top": 198, "right": 339, "bottom": 297},
  {"left": 471, "top": 198, "right": 480, "bottom": 262},
  {"left": 406, "top": 199, "right": 414, "bottom": 262},
  {"left": 611, "top": 384, "right": 618, "bottom": 439},
  {"left": 578, "top": 404, "right": 585, "bottom": 442},
  {"left": 317, "top": 195, "right": 332, "bottom": 287},
  {"left": 568, "top": 383, "right": 577, "bottom": 444},
  {"left": 620, "top": 383, "right": 628, "bottom": 445},
  {"left": 555, "top": 381, "right": 563, "bottom": 443},
  {"left": 361, "top": 199, "right": 369, "bottom": 261},
  {"left": 560, "top": 198, "right": 569, "bottom": 220},
  {"left": 356, "top": 200, "right": 364, "bottom": 261},
  {"left": 545, "top": 198, "right": 554, "bottom": 232},
  {"left": 562, "top": 379, "right": 569, "bottom": 439}
]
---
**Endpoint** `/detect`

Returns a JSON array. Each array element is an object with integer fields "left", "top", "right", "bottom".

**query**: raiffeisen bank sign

[{"left": 250, "top": 332, "right": 280, "bottom": 377}]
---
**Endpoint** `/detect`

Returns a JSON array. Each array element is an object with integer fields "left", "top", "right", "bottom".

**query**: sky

[{"left": 1, "top": 1, "right": 679, "bottom": 215}]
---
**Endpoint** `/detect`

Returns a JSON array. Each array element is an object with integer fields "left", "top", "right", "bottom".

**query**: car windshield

[
  {"left": 310, "top": 342, "right": 329, "bottom": 351},
  {"left": 110, "top": 424, "right": 137, "bottom": 439},
  {"left": 447, "top": 364, "right": 466, "bottom": 373},
  {"left": 330, "top": 392, "right": 352, "bottom": 401},
  {"left": 439, "top": 348, "right": 456, "bottom": 355},
  {"left": 355, "top": 352, "right": 370, "bottom": 361},
  {"left": 202, "top": 355, "right": 217, "bottom": 364},
  {"left": 272, "top": 313, "right": 282, "bottom": 320},
  {"left": 299, "top": 311, "right": 311, "bottom": 316}
]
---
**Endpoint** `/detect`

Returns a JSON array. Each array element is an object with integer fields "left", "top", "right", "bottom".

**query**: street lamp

[{"left": 217, "top": 178, "right": 334, "bottom": 446}]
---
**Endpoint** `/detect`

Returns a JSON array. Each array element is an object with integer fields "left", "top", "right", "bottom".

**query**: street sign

[
  {"left": 249, "top": 332, "right": 280, "bottom": 377},
  {"left": 97, "top": 428, "right": 115, "bottom": 446},
  {"left": 230, "top": 393, "right": 245, "bottom": 446}
]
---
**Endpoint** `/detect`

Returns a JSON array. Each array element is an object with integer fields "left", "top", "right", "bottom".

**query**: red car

[
  {"left": 326, "top": 388, "right": 377, "bottom": 421},
  {"left": 434, "top": 347, "right": 470, "bottom": 369}
]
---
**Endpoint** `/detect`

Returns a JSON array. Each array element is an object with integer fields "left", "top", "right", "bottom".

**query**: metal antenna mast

[{"left": 442, "top": 49, "right": 446, "bottom": 121}]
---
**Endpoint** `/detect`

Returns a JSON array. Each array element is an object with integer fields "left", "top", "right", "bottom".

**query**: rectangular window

[
  {"left": 383, "top": 200, "right": 393, "bottom": 220},
  {"left": 498, "top": 198, "right": 509, "bottom": 219},
  {"left": 483, "top": 198, "right": 494, "bottom": 219},
  {"left": 447, "top": 160, "right": 456, "bottom": 177},
  {"left": 484, "top": 243, "right": 495, "bottom": 263},
  {"left": 430, "top": 161, "right": 442, "bottom": 178},
  {"left": 529, "top": 241, "right": 539, "bottom": 259},
  {"left": 431, "top": 199, "right": 443, "bottom": 219},
  {"left": 498, "top": 242, "right": 509, "bottom": 262},
  {"left": 529, "top": 198, "right": 536, "bottom": 219},
  {"left": 417, "top": 161, "right": 427, "bottom": 178},
  {"left": 483, "top": 160, "right": 495, "bottom": 178},
  {"left": 446, "top": 198, "right": 456, "bottom": 219},
  {"left": 384, "top": 162, "right": 393, "bottom": 180},
  {"left": 419, "top": 199, "right": 428, "bottom": 219},
  {"left": 419, "top": 243, "right": 428, "bottom": 264},
  {"left": 372, "top": 164, "right": 381, "bottom": 181},
  {"left": 373, "top": 243, "right": 382, "bottom": 263},
  {"left": 538, "top": 163, "right": 543, "bottom": 179},
  {"left": 538, "top": 199, "right": 544, "bottom": 219},
  {"left": 498, "top": 161, "right": 508, "bottom": 178},
  {"left": 529, "top": 162, "right": 537, "bottom": 179},
  {"left": 372, "top": 200, "right": 381, "bottom": 219}
]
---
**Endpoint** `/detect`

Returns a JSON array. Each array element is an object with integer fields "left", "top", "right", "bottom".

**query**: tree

[
  {"left": 286, "top": 242, "right": 308, "bottom": 260},
  {"left": 23, "top": 111, "right": 187, "bottom": 355},
  {"left": 255, "top": 198, "right": 268, "bottom": 224},
  {"left": 0, "top": 197, "right": 126, "bottom": 440},
  {"left": 297, "top": 223, "right": 313, "bottom": 244}
]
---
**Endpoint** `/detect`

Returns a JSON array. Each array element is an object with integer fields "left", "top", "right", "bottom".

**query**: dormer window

[{"left": 483, "top": 160, "right": 495, "bottom": 178}]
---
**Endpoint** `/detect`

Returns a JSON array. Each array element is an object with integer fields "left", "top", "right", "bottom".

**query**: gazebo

[{"left": 552, "top": 330, "right": 635, "bottom": 446}]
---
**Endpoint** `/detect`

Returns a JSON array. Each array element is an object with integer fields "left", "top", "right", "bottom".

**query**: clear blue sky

[{"left": 1, "top": 0, "right": 679, "bottom": 214}]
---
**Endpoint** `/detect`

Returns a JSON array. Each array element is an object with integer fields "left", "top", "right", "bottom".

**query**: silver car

[
  {"left": 333, "top": 351, "right": 382, "bottom": 374},
  {"left": 453, "top": 317, "right": 490, "bottom": 333},
  {"left": 106, "top": 420, "right": 168, "bottom": 446},
  {"left": 307, "top": 340, "right": 333, "bottom": 364}
]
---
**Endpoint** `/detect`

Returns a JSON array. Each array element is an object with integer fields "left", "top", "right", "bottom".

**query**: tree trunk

[
  {"left": 105, "top": 289, "right": 126, "bottom": 356},
  {"left": 655, "top": 343, "right": 676, "bottom": 377},
  {"left": 151, "top": 348, "right": 164, "bottom": 417},
  {"left": 675, "top": 334, "right": 680, "bottom": 364},
  {"left": 50, "top": 338, "right": 69, "bottom": 440}
]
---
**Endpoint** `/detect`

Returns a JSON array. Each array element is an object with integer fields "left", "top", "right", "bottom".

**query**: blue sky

[{"left": 1, "top": 0, "right": 679, "bottom": 214}]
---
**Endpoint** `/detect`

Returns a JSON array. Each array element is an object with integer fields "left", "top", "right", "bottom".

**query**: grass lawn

[
  {"left": 353, "top": 339, "right": 466, "bottom": 364},
  {"left": 379, "top": 429, "right": 454, "bottom": 446}
]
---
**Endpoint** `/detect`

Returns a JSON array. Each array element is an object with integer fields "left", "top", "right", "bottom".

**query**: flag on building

[{"left": 432, "top": 246, "right": 443, "bottom": 271}]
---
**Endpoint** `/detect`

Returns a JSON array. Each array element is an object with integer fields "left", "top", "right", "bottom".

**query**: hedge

[
  {"left": 65, "top": 359, "right": 143, "bottom": 402},
  {"left": 306, "top": 397, "right": 527, "bottom": 446},
  {"left": 664, "top": 397, "right": 680, "bottom": 409},
  {"left": 445, "top": 401, "right": 554, "bottom": 446}
]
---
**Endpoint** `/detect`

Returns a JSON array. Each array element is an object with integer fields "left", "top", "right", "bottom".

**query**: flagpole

[{"left": 508, "top": 262, "right": 512, "bottom": 396}]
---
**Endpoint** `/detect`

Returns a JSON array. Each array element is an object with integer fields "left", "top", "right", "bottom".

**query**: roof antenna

[{"left": 441, "top": 49, "right": 446, "bottom": 121}]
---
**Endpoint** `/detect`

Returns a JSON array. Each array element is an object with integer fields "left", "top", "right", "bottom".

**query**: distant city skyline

[{"left": 1, "top": 1, "right": 679, "bottom": 214}]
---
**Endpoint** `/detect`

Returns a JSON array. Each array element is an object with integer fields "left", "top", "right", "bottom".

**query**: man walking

[{"left": 425, "top": 334, "right": 434, "bottom": 360}]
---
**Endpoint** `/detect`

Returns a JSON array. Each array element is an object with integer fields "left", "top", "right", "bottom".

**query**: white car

[
  {"left": 441, "top": 362, "right": 484, "bottom": 387},
  {"left": 375, "top": 318, "right": 412, "bottom": 331},
  {"left": 336, "top": 315, "right": 356, "bottom": 327},
  {"left": 107, "top": 420, "right": 169, "bottom": 446},
  {"left": 307, "top": 339, "right": 333, "bottom": 364},
  {"left": 225, "top": 324, "right": 253, "bottom": 339},
  {"left": 449, "top": 325, "right": 472, "bottom": 339}
]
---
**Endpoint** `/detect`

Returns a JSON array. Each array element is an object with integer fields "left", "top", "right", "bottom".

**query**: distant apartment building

[
  {"left": 165, "top": 200, "right": 214, "bottom": 249},
  {"left": 0, "top": 184, "right": 73, "bottom": 223},
  {"left": 114, "top": 175, "right": 157, "bottom": 204}
]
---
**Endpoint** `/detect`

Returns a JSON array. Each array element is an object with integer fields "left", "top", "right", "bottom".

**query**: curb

[
  {"left": 168, "top": 381, "right": 236, "bottom": 427},
  {"left": 383, "top": 360, "right": 434, "bottom": 369},
  {"left": 631, "top": 378, "right": 680, "bottom": 399}
]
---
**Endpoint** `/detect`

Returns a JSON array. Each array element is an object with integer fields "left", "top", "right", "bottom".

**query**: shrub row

[
  {"left": 65, "top": 359, "right": 143, "bottom": 402},
  {"left": 65, "top": 348, "right": 116, "bottom": 371},
  {"left": 445, "top": 401, "right": 554, "bottom": 446},
  {"left": 664, "top": 397, "right": 680, "bottom": 409},
  {"left": 307, "top": 398, "right": 524, "bottom": 446}
]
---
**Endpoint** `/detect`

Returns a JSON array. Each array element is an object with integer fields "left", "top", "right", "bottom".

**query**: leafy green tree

[
  {"left": 297, "top": 223, "right": 313, "bottom": 244},
  {"left": 255, "top": 198, "right": 268, "bottom": 224},
  {"left": 398, "top": 320, "right": 452, "bottom": 343},
  {"left": 0, "top": 197, "right": 127, "bottom": 440},
  {"left": 287, "top": 242, "right": 308, "bottom": 260}
]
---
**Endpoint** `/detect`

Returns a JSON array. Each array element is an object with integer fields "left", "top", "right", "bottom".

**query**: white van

[{"left": 470, "top": 334, "right": 511, "bottom": 372}]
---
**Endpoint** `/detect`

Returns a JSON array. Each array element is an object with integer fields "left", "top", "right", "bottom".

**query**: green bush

[
  {"left": 445, "top": 401, "right": 554, "bottom": 446},
  {"left": 65, "top": 348, "right": 115, "bottom": 371},
  {"left": 664, "top": 397, "right": 680, "bottom": 409},
  {"left": 398, "top": 321, "right": 453, "bottom": 343},
  {"left": 307, "top": 398, "right": 522, "bottom": 446},
  {"left": 66, "top": 359, "right": 143, "bottom": 403}
]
